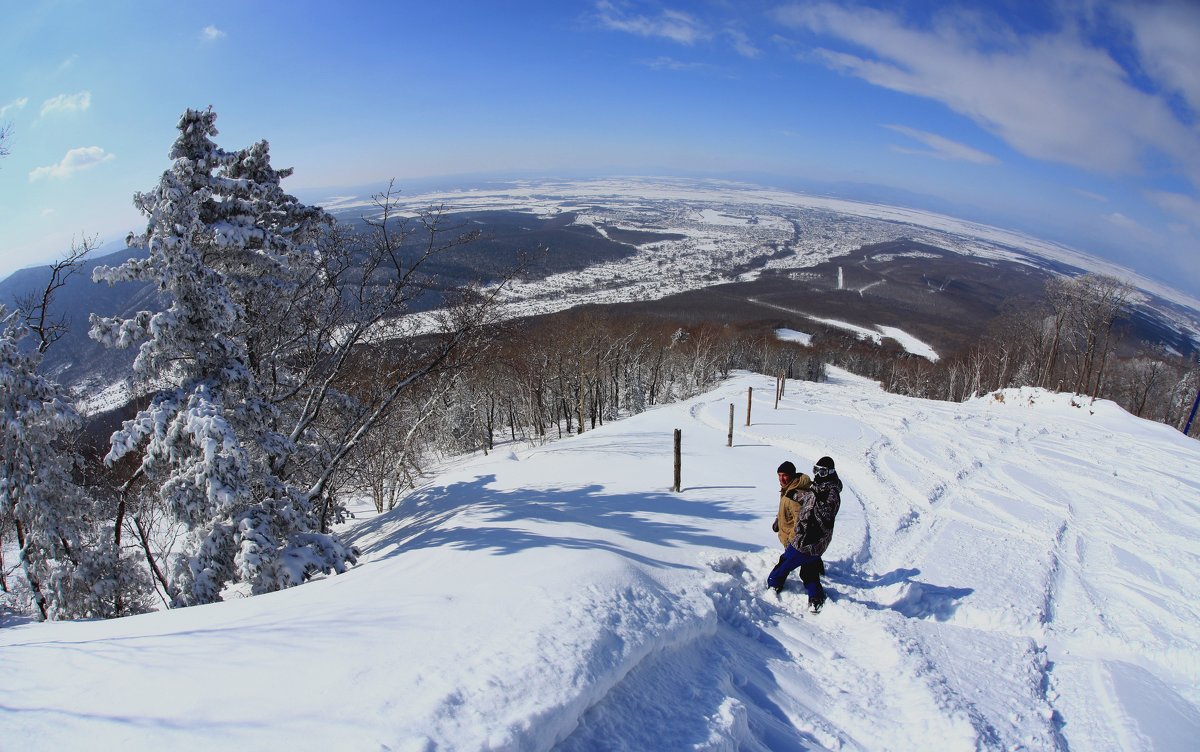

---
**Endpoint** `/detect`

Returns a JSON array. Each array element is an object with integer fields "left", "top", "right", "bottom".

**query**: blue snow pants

[{"left": 768, "top": 546, "right": 826, "bottom": 601}]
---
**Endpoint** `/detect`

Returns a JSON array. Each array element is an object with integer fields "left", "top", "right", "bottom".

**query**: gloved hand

[{"left": 771, "top": 518, "right": 779, "bottom": 533}]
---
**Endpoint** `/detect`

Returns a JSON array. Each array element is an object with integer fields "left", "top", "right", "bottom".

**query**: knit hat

[
  {"left": 777, "top": 461, "right": 796, "bottom": 475},
  {"left": 814, "top": 456, "right": 835, "bottom": 478}
]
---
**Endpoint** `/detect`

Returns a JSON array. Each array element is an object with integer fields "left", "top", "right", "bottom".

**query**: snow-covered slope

[{"left": 3, "top": 370, "right": 1199, "bottom": 750}]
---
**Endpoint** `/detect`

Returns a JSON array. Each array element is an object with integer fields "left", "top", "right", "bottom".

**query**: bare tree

[
  {"left": 1071, "top": 275, "right": 1131, "bottom": 395},
  {"left": 15, "top": 236, "right": 94, "bottom": 353}
]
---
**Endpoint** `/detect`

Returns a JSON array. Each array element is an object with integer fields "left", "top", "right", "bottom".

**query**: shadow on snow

[
  {"left": 351, "top": 474, "right": 759, "bottom": 569},
  {"left": 828, "top": 563, "right": 974, "bottom": 622}
]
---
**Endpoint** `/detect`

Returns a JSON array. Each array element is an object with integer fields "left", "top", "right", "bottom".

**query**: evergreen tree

[
  {"left": 0, "top": 307, "right": 140, "bottom": 619},
  {"left": 90, "top": 108, "right": 357, "bottom": 606}
]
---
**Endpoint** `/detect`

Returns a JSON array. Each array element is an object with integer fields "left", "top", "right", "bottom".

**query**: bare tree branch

[{"left": 16, "top": 235, "right": 96, "bottom": 354}]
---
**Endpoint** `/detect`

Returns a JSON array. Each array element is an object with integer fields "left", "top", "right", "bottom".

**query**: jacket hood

[
  {"left": 813, "top": 472, "right": 843, "bottom": 493},
  {"left": 785, "top": 473, "right": 812, "bottom": 491}
]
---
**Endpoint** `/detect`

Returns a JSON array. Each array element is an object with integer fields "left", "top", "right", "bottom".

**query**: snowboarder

[{"left": 768, "top": 456, "right": 843, "bottom": 613}]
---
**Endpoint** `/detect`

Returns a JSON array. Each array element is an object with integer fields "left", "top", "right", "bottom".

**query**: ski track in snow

[{"left": 563, "top": 374, "right": 1197, "bottom": 751}]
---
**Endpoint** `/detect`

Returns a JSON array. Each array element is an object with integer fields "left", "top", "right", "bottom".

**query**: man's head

[{"left": 777, "top": 460, "right": 796, "bottom": 487}]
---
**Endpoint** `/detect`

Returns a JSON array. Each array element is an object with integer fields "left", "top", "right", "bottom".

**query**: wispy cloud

[
  {"left": 0, "top": 97, "right": 29, "bottom": 119},
  {"left": 773, "top": 3, "right": 1200, "bottom": 189},
  {"left": 29, "top": 146, "right": 115, "bottom": 181},
  {"left": 1115, "top": 2, "right": 1200, "bottom": 119},
  {"left": 40, "top": 91, "right": 91, "bottom": 118},
  {"left": 1073, "top": 188, "right": 1109, "bottom": 203},
  {"left": 201, "top": 25, "right": 227, "bottom": 42},
  {"left": 595, "top": 1, "right": 708, "bottom": 45},
  {"left": 726, "top": 28, "right": 760, "bottom": 58},
  {"left": 59, "top": 55, "right": 78, "bottom": 71},
  {"left": 883, "top": 124, "right": 998, "bottom": 164},
  {"left": 641, "top": 56, "right": 707, "bottom": 72},
  {"left": 1106, "top": 212, "right": 1141, "bottom": 231},
  {"left": 1147, "top": 189, "right": 1200, "bottom": 227}
]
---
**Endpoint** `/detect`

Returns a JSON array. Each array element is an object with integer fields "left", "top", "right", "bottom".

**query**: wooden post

[
  {"left": 1185, "top": 387, "right": 1200, "bottom": 436},
  {"left": 746, "top": 386, "right": 753, "bottom": 427},
  {"left": 780, "top": 371, "right": 786, "bottom": 397},
  {"left": 774, "top": 376, "right": 780, "bottom": 410},
  {"left": 576, "top": 376, "right": 586, "bottom": 434},
  {"left": 673, "top": 429, "right": 682, "bottom": 492},
  {"left": 727, "top": 404, "right": 734, "bottom": 447}
]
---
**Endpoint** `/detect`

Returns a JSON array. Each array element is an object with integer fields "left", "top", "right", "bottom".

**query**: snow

[
  {"left": 4, "top": 369, "right": 1200, "bottom": 750},
  {"left": 876, "top": 325, "right": 940, "bottom": 362},
  {"left": 804, "top": 316, "right": 941, "bottom": 361},
  {"left": 775, "top": 327, "right": 813, "bottom": 346}
]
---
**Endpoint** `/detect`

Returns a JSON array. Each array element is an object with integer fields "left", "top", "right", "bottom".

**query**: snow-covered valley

[
  {"left": 4, "top": 368, "right": 1198, "bottom": 750},
  {"left": 330, "top": 178, "right": 1200, "bottom": 339}
]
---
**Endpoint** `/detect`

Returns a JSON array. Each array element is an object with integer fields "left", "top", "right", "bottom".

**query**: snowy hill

[{"left": 3, "top": 369, "right": 1199, "bottom": 750}]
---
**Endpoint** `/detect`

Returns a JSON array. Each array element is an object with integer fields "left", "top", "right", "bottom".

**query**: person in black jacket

[{"left": 768, "top": 456, "right": 843, "bottom": 613}]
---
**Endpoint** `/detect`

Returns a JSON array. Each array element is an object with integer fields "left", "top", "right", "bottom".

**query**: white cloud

[
  {"left": 1147, "top": 189, "right": 1200, "bottom": 227},
  {"left": 0, "top": 97, "right": 29, "bottom": 119},
  {"left": 883, "top": 124, "right": 999, "bottom": 164},
  {"left": 1106, "top": 212, "right": 1140, "bottom": 230},
  {"left": 201, "top": 25, "right": 227, "bottom": 42},
  {"left": 641, "top": 56, "right": 707, "bottom": 72},
  {"left": 29, "top": 146, "right": 115, "bottom": 181},
  {"left": 40, "top": 91, "right": 91, "bottom": 118},
  {"left": 726, "top": 28, "right": 760, "bottom": 58},
  {"left": 59, "top": 55, "right": 78, "bottom": 71},
  {"left": 1115, "top": 1, "right": 1200, "bottom": 119},
  {"left": 595, "top": 1, "right": 708, "bottom": 45},
  {"left": 773, "top": 3, "right": 1200, "bottom": 189},
  {"left": 1073, "top": 188, "right": 1109, "bottom": 203}
]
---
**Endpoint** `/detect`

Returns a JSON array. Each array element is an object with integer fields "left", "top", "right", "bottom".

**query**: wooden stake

[
  {"left": 727, "top": 404, "right": 734, "bottom": 447},
  {"left": 746, "top": 386, "right": 753, "bottom": 427},
  {"left": 673, "top": 429, "right": 682, "bottom": 492}
]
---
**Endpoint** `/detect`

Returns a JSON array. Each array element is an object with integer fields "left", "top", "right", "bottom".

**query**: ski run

[{"left": 3, "top": 367, "right": 1199, "bottom": 750}]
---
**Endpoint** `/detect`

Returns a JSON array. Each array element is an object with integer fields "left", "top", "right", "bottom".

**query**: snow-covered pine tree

[
  {"left": 0, "top": 307, "right": 138, "bottom": 619},
  {"left": 89, "top": 108, "right": 357, "bottom": 607}
]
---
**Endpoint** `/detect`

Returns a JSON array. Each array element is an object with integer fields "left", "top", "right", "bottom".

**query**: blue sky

[{"left": 2, "top": 1, "right": 1198, "bottom": 296}]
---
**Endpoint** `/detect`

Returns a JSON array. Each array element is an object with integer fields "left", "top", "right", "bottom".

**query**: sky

[
  {"left": 4, "top": 367, "right": 1199, "bottom": 748},
  {"left": 1, "top": 0, "right": 1198, "bottom": 296}
]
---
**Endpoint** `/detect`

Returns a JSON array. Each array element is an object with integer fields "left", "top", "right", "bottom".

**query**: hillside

[{"left": 3, "top": 368, "right": 1197, "bottom": 750}]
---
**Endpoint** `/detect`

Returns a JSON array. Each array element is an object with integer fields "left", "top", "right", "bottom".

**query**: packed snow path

[{"left": 3, "top": 370, "right": 1199, "bottom": 750}]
